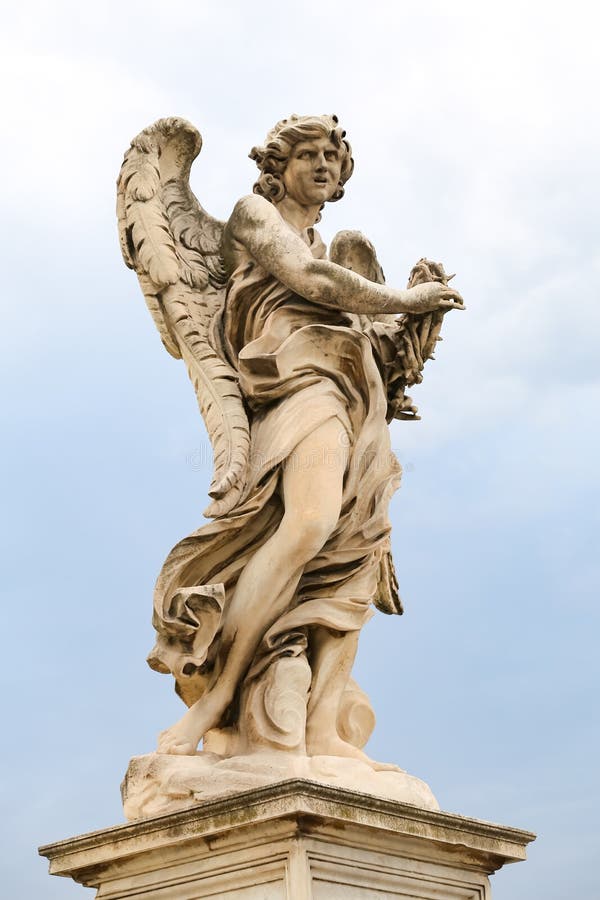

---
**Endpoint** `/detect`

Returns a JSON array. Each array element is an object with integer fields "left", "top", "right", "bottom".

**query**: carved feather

[
  {"left": 138, "top": 274, "right": 181, "bottom": 359},
  {"left": 117, "top": 118, "right": 250, "bottom": 516},
  {"left": 163, "top": 287, "right": 250, "bottom": 515},
  {"left": 127, "top": 158, "right": 160, "bottom": 202},
  {"left": 126, "top": 195, "right": 180, "bottom": 286},
  {"left": 163, "top": 180, "right": 227, "bottom": 290},
  {"left": 116, "top": 186, "right": 133, "bottom": 269}
]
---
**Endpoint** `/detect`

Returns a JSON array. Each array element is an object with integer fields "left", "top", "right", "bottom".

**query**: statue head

[{"left": 250, "top": 114, "right": 354, "bottom": 209}]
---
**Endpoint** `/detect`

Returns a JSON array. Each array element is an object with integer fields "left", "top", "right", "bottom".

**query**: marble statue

[{"left": 116, "top": 114, "right": 464, "bottom": 817}]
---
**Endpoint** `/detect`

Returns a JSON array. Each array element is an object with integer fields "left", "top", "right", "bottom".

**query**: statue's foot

[
  {"left": 157, "top": 720, "right": 200, "bottom": 756},
  {"left": 307, "top": 731, "right": 404, "bottom": 772},
  {"left": 157, "top": 693, "right": 225, "bottom": 756}
]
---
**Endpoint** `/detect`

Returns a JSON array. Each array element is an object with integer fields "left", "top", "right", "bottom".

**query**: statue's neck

[{"left": 275, "top": 196, "right": 320, "bottom": 233}]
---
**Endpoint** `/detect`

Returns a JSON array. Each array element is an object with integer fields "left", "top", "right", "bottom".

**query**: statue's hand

[{"left": 401, "top": 281, "right": 465, "bottom": 314}]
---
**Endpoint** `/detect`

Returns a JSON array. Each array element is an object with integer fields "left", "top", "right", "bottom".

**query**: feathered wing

[
  {"left": 329, "top": 230, "right": 451, "bottom": 422},
  {"left": 329, "top": 229, "right": 396, "bottom": 328},
  {"left": 117, "top": 117, "right": 250, "bottom": 517}
]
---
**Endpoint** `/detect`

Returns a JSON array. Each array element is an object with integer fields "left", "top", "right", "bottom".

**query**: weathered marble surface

[
  {"left": 121, "top": 750, "right": 438, "bottom": 820},
  {"left": 116, "top": 114, "right": 464, "bottom": 783},
  {"left": 39, "top": 780, "right": 535, "bottom": 899}
]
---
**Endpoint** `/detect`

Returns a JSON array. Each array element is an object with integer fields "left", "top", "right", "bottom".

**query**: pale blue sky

[{"left": 1, "top": 1, "right": 598, "bottom": 897}]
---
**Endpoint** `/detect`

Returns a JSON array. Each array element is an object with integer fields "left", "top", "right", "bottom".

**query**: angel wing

[
  {"left": 117, "top": 117, "right": 250, "bottom": 517},
  {"left": 329, "top": 229, "right": 396, "bottom": 328},
  {"left": 330, "top": 231, "right": 451, "bottom": 422}
]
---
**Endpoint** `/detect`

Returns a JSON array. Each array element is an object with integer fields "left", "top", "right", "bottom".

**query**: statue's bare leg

[
  {"left": 158, "top": 417, "right": 349, "bottom": 754},
  {"left": 306, "top": 627, "right": 401, "bottom": 771}
]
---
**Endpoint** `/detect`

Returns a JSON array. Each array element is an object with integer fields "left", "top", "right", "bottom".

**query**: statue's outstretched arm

[{"left": 227, "top": 196, "right": 464, "bottom": 317}]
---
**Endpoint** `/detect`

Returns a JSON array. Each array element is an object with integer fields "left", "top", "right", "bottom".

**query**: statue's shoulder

[
  {"left": 225, "top": 196, "right": 280, "bottom": 260},
  {"left": 224, "top": 195, "right": 275, "bottom": 270},
  {"left": 229, "top": 193, "right": 273, "bottom": 226}
]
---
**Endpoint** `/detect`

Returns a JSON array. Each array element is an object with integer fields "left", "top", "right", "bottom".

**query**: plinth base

[
  {"left": 39, "top": 779, "right": 535, "bottom": 899},
  {"left": 121, "top": 750, "right": 439, "bottom": 819}
]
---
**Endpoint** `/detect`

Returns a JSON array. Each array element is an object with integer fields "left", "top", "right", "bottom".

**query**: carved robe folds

[{"left": 148, "top": 239, "right": 402, "bottom": 755}]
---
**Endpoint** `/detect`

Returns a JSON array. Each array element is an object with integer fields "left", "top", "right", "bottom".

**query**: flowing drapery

[{"left": 148, "top": 239, "right": 402, "bottom": 711}]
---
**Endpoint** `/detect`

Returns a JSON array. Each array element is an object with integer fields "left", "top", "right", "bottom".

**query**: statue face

[{"left": 282, "top": 136, "right": 343, "bottom": 207}]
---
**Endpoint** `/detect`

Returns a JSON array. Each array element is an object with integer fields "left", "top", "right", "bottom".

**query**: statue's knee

[{"left": 283, "top": 513, "right": 336, "bottom": 561}]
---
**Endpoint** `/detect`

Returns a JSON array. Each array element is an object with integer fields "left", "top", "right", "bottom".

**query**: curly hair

[{"left": 249, "top": 114, "right": 354, "bottom": 209}]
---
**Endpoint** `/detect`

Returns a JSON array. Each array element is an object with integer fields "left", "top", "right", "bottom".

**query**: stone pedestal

[
  {"left": 39, "top": 779, "right": 535, "bottom": 898},
  {"left": 120, "top": 750, "right": 440, "bottom": 819}
]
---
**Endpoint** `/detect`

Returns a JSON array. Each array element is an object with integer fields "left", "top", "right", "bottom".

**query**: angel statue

[{"left": 117, "top": 114, "right": 464, "bottom": 815}]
